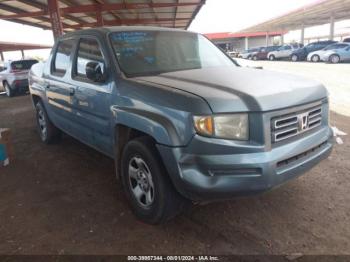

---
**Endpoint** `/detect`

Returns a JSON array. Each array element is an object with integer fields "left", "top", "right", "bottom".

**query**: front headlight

[{"left": 193, "top": 114, "right": 249, "bottom": 140}]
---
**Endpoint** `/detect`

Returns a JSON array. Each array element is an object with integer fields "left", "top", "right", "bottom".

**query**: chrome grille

[{"left": 272, "top": 106, "right": 322, "bottom": 143}]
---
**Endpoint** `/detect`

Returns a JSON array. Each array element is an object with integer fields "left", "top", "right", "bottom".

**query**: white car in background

[
  {"left": 267, "top": 44, "right": 302, "bottom": 60},
  {"left": 307, "top": 43, "right": 350, "bottom": 62}
]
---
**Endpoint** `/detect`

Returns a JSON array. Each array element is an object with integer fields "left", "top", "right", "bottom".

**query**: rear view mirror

[{"left": 86, "top": 61, "right": 107, "bottom": 83}]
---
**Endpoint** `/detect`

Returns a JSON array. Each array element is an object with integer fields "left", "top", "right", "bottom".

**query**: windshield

[
  {"left": 110, "top": 31, "right": 235, "bottom": 77},
  {"left": 11, "top": 60, "right": 38, "bottom": 71}
]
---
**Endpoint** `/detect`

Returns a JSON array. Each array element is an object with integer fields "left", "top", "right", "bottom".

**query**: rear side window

[
  {"left": 52, "top": 39, "right": 75, "bottom": 76},
  {"left": 74, "top": 38, "right": 104, "bottom": 80},
  {"left": 334, "top": 44, "right": 349, "bottom": 49},
  {"left": 11, "top": 60, "right": 38, "bottom": 71}
]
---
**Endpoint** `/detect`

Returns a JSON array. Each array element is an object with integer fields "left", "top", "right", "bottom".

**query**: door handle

[{"left": 69, "top": 87, "right": 75, "bottom": 96}]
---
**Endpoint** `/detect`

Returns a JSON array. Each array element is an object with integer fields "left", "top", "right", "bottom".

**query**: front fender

[{"left": 111, "top": 105, "right": 195, "bottom": 146}]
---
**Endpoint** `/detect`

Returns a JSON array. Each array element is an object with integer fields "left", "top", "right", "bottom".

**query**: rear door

[
  {"left": 69, "top": 36, "right": 113, "bottom": 155},
  {"left": 44, "top": 38, "right": 78, "bottom": 133},
  {"left": 278, "top": 45, "right": 291, "bottom": 58},
  {"left": 342, "top": 46, "right": 350, "bottom": 61}
]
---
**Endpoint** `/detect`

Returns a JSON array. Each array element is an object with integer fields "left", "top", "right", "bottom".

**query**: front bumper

[{"left": 157, "top": 126, "right": 333, "bottom": 202}]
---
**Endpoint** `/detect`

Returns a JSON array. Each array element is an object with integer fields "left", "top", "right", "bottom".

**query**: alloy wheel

[
  {"left": 330, "top": 55, "right": 340, "bottom": 64},
  {"left": 37, "top": 107, "right": 47, "bottom": 140},
  {"left": 128, "top": 156, "right": 154, "bottom": 208},
  {"left": 312, "top": 55, "right": 319, "bottom": 62}
]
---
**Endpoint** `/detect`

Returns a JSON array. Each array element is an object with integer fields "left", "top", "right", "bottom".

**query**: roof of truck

[{"left": 61, "top": 26, "right": 196, "bottom": 38}]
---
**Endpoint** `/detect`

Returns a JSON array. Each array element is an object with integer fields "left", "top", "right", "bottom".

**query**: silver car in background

[
  {"left": 267, "top": 43, "right": 303, "bottom": 60},
  {"left": 238, "top": 48, "right": 259, "bottom": 59},
  {"left": 307, "top": 43, "right": 350, "bottom": 62},
  {"left": 322, "top": 44, "right": 350, "bottom": 63},
  {"left": 0, "top": 59, "right": 38, "bottom": 97}
]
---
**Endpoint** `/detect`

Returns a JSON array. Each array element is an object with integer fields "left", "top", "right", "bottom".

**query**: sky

[
  {"left": 0, "top": 0, "right": 350, "bottom": 61},
  {"left": 188, "top": 0, "right": 316, "bottom": 33}
]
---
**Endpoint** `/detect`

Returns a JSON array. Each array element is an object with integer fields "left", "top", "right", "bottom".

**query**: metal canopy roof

[
  {"left": 0, "top": 41, "right": 51, "bottom": 52},
  {"left": 240, "top": 0, "right": 350, "bottom": 33},
  {"left": 0, "top": 0, "right": 205, "bottom": 32},
  {"left": 205, "top": 31, "right": 284, "bottom": 40}
]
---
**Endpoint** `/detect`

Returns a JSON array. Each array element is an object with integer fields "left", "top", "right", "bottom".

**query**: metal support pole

[
  {"left": 21, "top": 50, "right": 25, "bottom": 59},
  {"left": 0, "top": 52, "right": 4, "bottom": 61},
  {"left": 330, "top": 15, "right": 335, "bottom": 40},
  {"left": 96, "top": 11, "right": 104, "bottom": 26},
  {"left": 300, "top": 25, "right": 305, "bottom": 45},
  {"left": 265, "top": 33, "right": 269, "bottom": 46},
  {"left": 245, "top": 37, "right": 249, "bottom": 50},
  {"left": 47, "top": 0, "right": 64, "bottom": 40},
  {"left": 281, "top": 34, "right": 284, "bottom": 45}
]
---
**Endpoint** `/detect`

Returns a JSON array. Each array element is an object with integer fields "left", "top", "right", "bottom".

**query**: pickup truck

[{"left": 29, "top": 27, "right": 334, "bottom": 224}]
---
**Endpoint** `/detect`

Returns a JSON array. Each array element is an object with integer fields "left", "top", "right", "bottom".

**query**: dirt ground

[{"left": 0, "top": 94, "right": 349, "bottom": 255}]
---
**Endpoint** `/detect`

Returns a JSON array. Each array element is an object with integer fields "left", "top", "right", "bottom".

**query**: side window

[
  {"left": 337, "top": 44, "right": 348, "bottom": 49},
  {"left": 285, "top": 46, "right": 292, "bottom": 50},
  {"left": 74, "top": 38, "right": 105, "bottom": 81},
  {"left": 52, "top": 39, "right": 75, "bottom": 77}
]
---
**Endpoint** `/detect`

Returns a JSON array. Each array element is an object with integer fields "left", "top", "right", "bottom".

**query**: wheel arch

[
  {"left": 112, "top": 106, "right": 190, "bottom": 178},
  {"left": 31, "top": 94, "right": 42, "bottom": 106}
]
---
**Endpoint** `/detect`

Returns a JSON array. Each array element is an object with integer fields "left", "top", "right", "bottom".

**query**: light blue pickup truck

[{"left": 29, "top": 27, "right": 333, "bottom": 224}]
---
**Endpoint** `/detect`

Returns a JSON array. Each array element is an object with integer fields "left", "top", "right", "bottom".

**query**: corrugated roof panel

[
  {"left": 0, "top": 0, "right": 205, "bottom": 31},
  {"left": 2, "top": 1, "right": 40, "bottom": 12}
]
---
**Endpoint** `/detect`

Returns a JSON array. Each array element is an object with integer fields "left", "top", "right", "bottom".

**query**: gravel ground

[{"left": 0, "top": 75, "right": 349, "bottom": 255}]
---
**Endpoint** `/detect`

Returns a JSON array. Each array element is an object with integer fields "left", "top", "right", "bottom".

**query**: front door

[{"left": 69, "top": 37, "right": 114, "bottom": 156}]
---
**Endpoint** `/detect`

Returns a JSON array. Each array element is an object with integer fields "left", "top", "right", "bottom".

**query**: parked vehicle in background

[
  {"left": 29, "top": 27, "right": 333, "bottom": 224},
  {"left": 290, "top": 40, "right": 337, "bottom": 62},
  {"left": 252, "top": 46, "right": 281, "bottom": 60},
  {"left": 227, "top": 50, "right": 239, "bottom": 58},
  {"left": 238, "top": 48, "right": 259, "bottom": 59},
  {"left": 343, "top": 38, "right": 350, "bottom": 43},
  {"left": 0, "top": 62, "right": 5, "bottom": 72},
  {"left": 267, "top": 44, "right": 302, "bottom": 60},
  {"left": 322, "top": 44, "right": 350, "bottom": 63},
  {"left": 0, "top": 59, "right": 38, "bottom": 97},
  {"left": 307, "top": 43, "right": 350, "bottom": 62}
]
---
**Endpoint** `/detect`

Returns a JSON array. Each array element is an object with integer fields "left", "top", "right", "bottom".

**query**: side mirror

[{"left": 86, "top": 61, "right": 106, "bottom": 83}]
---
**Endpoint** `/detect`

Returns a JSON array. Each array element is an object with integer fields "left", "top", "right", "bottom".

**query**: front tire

[
  {"left": 311, "top": 55, "right": 320, "bottom": 62},
  {"left": 252, "top": 55, "right": 258, "bottom": 61},
  {"left": 4, "top": 82, "right": 15, "bottom": 97},
  {"left": 291, "top": 54, "right": 298, "bottom": 62},
  {"left": 269, "top": 55, "right": 275, "bottom": 61},
  {"left": 329, "top": 54, "right": 340, "bottom": 64},
  {"left": 35, "top": 101, "right": 61, "bottom": 144},
  {"left": 120, "top": 136, "right": 187, "bottom": 224}
]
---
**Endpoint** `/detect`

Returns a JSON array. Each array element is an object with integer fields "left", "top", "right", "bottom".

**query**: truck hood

[{"left": 134, "top": 66, "right": 328, "bottom": 113}]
